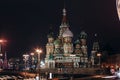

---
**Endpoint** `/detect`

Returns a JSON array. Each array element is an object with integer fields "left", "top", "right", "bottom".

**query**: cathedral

[{"left": 45, "top": 7, "right": 100, "bottom": 69}]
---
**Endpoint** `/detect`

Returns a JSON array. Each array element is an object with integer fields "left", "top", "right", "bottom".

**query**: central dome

[{"left": 62, "top": 28, "right": 73, "bottom": 37}]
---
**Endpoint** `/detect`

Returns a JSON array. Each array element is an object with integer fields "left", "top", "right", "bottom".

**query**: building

[
  {"left": 90, "top": 34, "right": 101, "bottom": 67},
  {"left": 44, "top": 7, "right": 100, "bottom": 69}
]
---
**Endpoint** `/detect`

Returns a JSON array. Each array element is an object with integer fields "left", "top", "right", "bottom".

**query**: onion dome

[
  {"left": 79, "top": 31, "right": 87, "bottom": 39},
  {"left": 74, "top": 39, "right": 80, "bottom": 44},
  {"left": 47, "top": 26, "right": 54, "bottom": 38},
  {"left": 54, "top": 38, "right": 61, "bottom": 45},
  {"left": 47, "top": 32, "right": 54, "bottom": 38},
  {"left": 73, "top": 39, "right": 80, "bottom": 47},
  {"left": 62, "top": 28, "right": 73, "bottom": 38}
]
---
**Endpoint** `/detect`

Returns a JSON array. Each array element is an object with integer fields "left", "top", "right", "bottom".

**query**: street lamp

[
  {"left": 0, "top": 39, "right": 7, "bottom": 56},
  {"left": 30, "top": 52, "right": 34, "bottom": 70},
  {"left": 0, "top": 39, "right": 7, "bottom": 54},
  {"left": 35, "top": 48, "right": 42, "bottom": 80},
  {"left": 0, "top": 39, "right": 7, "bottom": 69},
  {"left": 97, "top": 53, "right": 101, "bottom": 67}
]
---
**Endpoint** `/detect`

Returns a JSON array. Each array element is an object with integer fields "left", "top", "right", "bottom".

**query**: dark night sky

[{"left": 0, "top": 0, "right": 120, "bottom": 58}]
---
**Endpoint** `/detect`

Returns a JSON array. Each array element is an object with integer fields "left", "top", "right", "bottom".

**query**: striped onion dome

[{"left": 62, "top": 28, "right": 73, "bottom": 37}]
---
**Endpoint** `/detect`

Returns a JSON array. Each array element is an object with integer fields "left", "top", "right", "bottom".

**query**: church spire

[
  {"left": 62, "top": 8, "right": 67, "bottom": 23},
  {"left": 59, "top": 2, "right": 71, "bottom": 40},
  {"left": 92, "top": 33, "right": 100, "bottom": 51},
  {"left": 60, "top": 4, "right": 69, "bottom": 28},
  {"left": 62, "top": 1, "right": 67, "bottom": 23}
]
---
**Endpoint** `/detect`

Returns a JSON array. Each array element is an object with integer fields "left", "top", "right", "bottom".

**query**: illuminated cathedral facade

[{"left": 45, "top": 8, "right": 100, "bottom": 68}]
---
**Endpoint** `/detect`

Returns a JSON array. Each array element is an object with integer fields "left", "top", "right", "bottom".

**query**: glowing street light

[
  {"left": 30, "top": 52, "right": 34, "bottom": 69},
  {"left": 0, "top": 39, "right": 7, "bottom": 53},
  {"left": 36, "top": 48, "right": 42, "bottom": 69},
  {"left": 35, "top": 48, "right": 42, "bottom": 80},
  {"left": 0, "top": 39, "right": 7, "bottom": 43}
]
